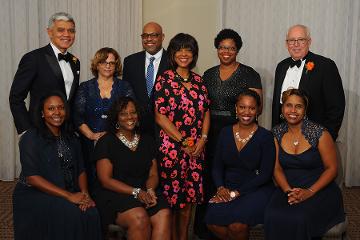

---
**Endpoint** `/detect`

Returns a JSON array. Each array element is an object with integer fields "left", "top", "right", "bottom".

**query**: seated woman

[
  {"left": 92, "top": 97, "right": 171, "bottom": 240},
  {"left": 73, "top": 47, "right": 134, "bottom": 187},
  {"left": 205, "top": 89, "right": 275, "bottom": 240},
  {"left": 13, "top": 91, "right": 101, "bottom": 240},
  {"left": 264, "top": 89, "right": 345, "bottom": 240}
]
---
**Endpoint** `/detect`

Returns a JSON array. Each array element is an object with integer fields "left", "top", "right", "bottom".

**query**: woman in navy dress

[
  {"left": 13, "top": 91, "right": 101, "bottom": 240},
  {"left": 264, "top": 89, "right": 345, "bottom": 240},
  {"left": 205, "top": 89, "right": 275, "bottom": 240},
  {"left": 73, "top": 47, "right": 134, "bottom": 187}
]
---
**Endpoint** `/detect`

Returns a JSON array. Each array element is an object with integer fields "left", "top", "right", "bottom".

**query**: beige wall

[{"left": 143, "top": 0, "right": 221, "bottom": 75}]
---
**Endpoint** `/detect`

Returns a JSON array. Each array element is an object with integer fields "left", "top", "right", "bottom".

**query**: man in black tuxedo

[
  {"left": 272, "top": 24, "right": 345, "bottom": 140},
  {"left": 122, "top": 22, "right": 169, "bottom": 137},
  {"left": 9, "top": 12, "right": 80, "bottom": 134}
]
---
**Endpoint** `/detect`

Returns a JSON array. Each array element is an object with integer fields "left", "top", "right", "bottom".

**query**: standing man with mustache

[
  {"left": 122, "top": 22, "right": 169, "bottom": 137},
  {"left": 9, "top": 12, "right": 80, "bottom": 135}
]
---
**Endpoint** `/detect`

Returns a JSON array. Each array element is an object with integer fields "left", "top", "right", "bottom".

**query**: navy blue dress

[
  {"left": 73, "top": 78, "right": 134, "bottom": 186},
  {"left": 264, "top": 120, "right": 345, "bottom": 240},
  {"left": 205, "top": 126, "right": 275, "bottom": 226},
  {"left": 13, "top": 129, "right": 102, "bottom": 240}
]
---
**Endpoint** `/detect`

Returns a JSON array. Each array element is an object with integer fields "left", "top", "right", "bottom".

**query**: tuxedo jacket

[
  {"left": 271, "top": 51, "right": 345, "bottom": 140},
  {"left": 122, "top": 50, "right": 169, "bottom": 136},
  {"left": 9, "top": 44, "right": 80, "bottom": 134}
]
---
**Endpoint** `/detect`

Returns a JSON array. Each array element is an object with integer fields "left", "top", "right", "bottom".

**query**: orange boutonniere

[
  {"left": 182, "top": 137, "right": 195, "bottom": 147},
  {"left": 305, "top": 61, "right": 314, "bottom": 73}
]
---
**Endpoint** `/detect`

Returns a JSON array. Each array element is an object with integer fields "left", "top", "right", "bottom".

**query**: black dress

[
  {"left": 205, "top": 126, "right": 275, "bottom": 226},
  {"left": 13, "top": 129, "right": 102, "bottom": 240},
  {"left": 92, "top": 133, "right": 168, "bottom": 232},
  {"left": 264, "top": 120, "right": 345, "bottom": 240}
]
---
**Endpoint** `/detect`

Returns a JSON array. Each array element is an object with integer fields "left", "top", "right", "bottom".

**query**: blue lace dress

[
  {"left": 73, "top": 78, "right": 134, "bottom": 187},
  {"left": 264, "top": 120, "right": 345, "bottom": 240}
]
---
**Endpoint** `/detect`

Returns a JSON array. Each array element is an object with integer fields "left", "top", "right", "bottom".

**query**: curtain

[
  {"left": 222, "top": 0, "right": 360, "bottom": 186},
  {"left": 0, "top": 0, "right": 142, "bottom": 181}
]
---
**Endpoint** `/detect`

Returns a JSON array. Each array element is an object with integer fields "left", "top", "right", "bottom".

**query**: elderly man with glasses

[{"left": 271, "top": 24, "right": 345, "bottom": 141}]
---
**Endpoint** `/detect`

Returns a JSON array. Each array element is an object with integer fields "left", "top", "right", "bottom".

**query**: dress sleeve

[
  {"left": 237, "top": 130, "right": 275, "bottom": 195},
  {"left": 154, "top": 71, "right": 171, "bottom": 115},
  {"left": 19, "top": 130, "right": 41, "bottom": 177},
  {"left": 72, "top": 82, "right": 87, "bottom": 128},
  {"left": 247, "top": 68, "right": 262, "bottom": 89},
  {"left": 93, "top": 134, "right": 111, "bottom": 162},
  {"left": 212, "top": 128, "right": 226, "bottom": 188}
]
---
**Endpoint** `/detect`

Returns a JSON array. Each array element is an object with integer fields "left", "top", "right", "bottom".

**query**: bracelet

[
  {"left": 201, "top": 134, "right": 208, "bottom": 142},
  {"left": 132, "top": 188, "right": 141, "bottom": 199},
  {"left": 307, "top": 188, "right": 315, "bottom": 193}
]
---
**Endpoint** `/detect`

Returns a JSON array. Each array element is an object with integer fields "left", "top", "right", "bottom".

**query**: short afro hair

[{"left": 214, "top": 29, "right": 243, "bottom": 52}]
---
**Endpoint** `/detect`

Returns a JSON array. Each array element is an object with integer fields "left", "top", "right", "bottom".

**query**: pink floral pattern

[{"left": 154, "top": 69, "right": 210, "bottom": 208}]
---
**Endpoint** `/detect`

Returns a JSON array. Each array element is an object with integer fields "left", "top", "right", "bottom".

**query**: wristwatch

[
  {"left": 230, "top": 191, "right": 236, "bottom": 198},
  {"left": 132, "top": 188, "right": 141, "bottom": 199}
]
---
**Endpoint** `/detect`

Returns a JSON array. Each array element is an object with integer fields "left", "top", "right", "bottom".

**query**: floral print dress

[{"left": 154, "top": 69, "right": 210, "bottom": 209}]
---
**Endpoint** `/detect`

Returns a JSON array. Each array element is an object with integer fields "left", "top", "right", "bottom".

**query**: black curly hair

[{"left": 214, "top": 29, "right": 243, "bottom": 52}]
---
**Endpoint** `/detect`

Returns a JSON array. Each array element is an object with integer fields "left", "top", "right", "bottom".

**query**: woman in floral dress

[{"left": 154, "top": 33, "right": 210, "bottom": 240}]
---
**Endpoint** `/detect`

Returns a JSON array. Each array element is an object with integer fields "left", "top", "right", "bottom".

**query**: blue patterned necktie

[{"left": 146, "top": 57, "right": 155, "bottom": 96}]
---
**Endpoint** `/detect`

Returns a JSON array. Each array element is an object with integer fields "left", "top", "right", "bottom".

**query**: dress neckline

[{"left": 217, "top": 63, "right": 240, "bottom": 82}]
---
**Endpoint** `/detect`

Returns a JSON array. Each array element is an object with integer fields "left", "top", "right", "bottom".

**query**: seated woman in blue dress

[
  {"left": 205, "top": 89, "right": 275, "bottom": 240},
  {"left": 264, "top": 89, "right": 345, "bottom": 240},
  {"left": 73, "top": 47, "right": 134, "bottom": 187},
  {"left": 92, "top": 97, "right": 171, "bottom": 239},
  {"left": 13, "top": 91, "right": 101, "bottom": 240}
]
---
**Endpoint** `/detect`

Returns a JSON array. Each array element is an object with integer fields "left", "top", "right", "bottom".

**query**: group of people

[{"left": 9, "top": 11, "right": 346, "bottom": 240}]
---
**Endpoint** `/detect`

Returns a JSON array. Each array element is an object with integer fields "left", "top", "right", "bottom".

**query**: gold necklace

[{"left": 235, "top": 125, "right": 257, "bottom": 144}]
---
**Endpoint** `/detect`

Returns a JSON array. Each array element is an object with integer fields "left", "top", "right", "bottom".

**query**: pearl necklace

[
  {"left": 118, "top": 133, "right": 140, "bottom": 149},
  {"left": 235, "top": 129, "right": 255, "bottom": 143}
]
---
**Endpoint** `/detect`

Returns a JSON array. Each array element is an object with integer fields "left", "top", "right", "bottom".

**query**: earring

[
  {"left": 255, "top": 115, "right": 258, "bottom": 122},
  {"left": 280, "top": 114, "right": 284, "bottom": 119},
  {"left": 304, "top": 115, "right": 308, "bottom": 120},
  {"left": 115, "top": 122, "right": 120, "bottom": 130}
]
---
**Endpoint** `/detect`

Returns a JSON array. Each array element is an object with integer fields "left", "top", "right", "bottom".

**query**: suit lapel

[
  {"left": 45, "top": 45, "right": 66, "bottom": 94},
  {"left": 68, "top": 54, "right": 80, "bottom": 101},
  {"left": 299, "top": 52, "right": 313, "bottom": 90}
]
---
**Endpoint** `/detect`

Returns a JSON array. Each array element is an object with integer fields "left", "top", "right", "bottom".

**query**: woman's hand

[
  {"left": 137, "top": 190, "right": 157, "bottom": 208},
  {"left": 287, "top": 188, "right": 315, "bottom": 205},
  {"left": 66, "top": 192, "right": 87, "bottom": 204},
  {"left": 89, "top": 131, "right": 106, "bottom": 141},
  {"left": 78, "top": 192, "right": 96, "bottom": 211},
  {"left": 192, "top": 138, "right": 206, "bottom": 157},
  {"left": 182, "top": 145, "right": 195, "bottom": 156}
]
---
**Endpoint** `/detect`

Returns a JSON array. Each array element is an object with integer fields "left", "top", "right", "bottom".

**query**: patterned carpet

[{"left": 1, "top": 180, "right": 359, "bottom": 240}]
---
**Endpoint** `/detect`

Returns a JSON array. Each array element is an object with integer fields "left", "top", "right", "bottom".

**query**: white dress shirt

[
  {"left": 280, "top": 59, "right": 306, "bottom": 103},
  {"left": 50, "top": 42, "right": 74, "bottom": 99},
  {"left": 145, "top": 49, "right": 164, "bottom": 84}
]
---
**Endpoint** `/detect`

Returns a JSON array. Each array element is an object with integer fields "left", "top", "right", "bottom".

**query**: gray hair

[
  {"left": 287, "top": 24, "right": 311, "bottom": 39},
  {"left": 48, "top": 12, "right": 75, "bottom": 28}
]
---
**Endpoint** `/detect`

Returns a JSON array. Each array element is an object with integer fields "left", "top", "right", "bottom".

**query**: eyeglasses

[
  {"left": 141, "top": 33, "right": 161, "bottom": 39},
  {"left": 99, "top": 61, "right": 116, "bottom": 67},
  {"left": 218, "top": 46, "right": 237, "bottom": 52},
  {"left": 286, "top": 38, "right": 308, "bottom": 46}
]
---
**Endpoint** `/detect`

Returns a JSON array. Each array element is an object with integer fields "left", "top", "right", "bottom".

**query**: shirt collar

[
  {"left": 145, "top": 48, "right": 163, "bottom": 61},
  {"left": 50, "top": 42, "right": 68, "bottom": 57}
]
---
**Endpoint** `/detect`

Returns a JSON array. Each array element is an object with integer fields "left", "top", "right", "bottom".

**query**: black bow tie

[
  {"left": 290, "top": 59, "right": 302, "bottom": 68},
  {"left": 58, "top": 53, "right": 70, "bottom": 62}
]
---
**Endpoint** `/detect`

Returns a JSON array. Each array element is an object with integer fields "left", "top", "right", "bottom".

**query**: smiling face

[
  {"left": 217, "top": 38, "right": 238, "bottom": 65},
  {"left": 236, "top": 95, "right": 258, "bottom": 126},
  {"left": 286, "top": 25, "right": 311, "bottom": 60},
  {"left": 97, "top": 53, "right": 116, "bottom": 78},
  {"left": 117, "top": 101, "right": 138, "bottom": 133},
  {"left": 42, "top": 95, "right": 66, "bottom": 135},
  {"left": 282, "top": 94, "right": 306, "bottom": 125},
  {"left": 142, "top": 22, "right": 164, "bottom": 55},
  {"left": 174, "top": 48, "right": 194, "bottom": 71},
  {"left": 47, "top": 20, "right": 75, "bottom": 53}
]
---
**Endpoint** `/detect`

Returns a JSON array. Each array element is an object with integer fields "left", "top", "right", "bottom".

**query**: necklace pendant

[{"left": 293, "top": 140, "right": 299, "bottom": 146}]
